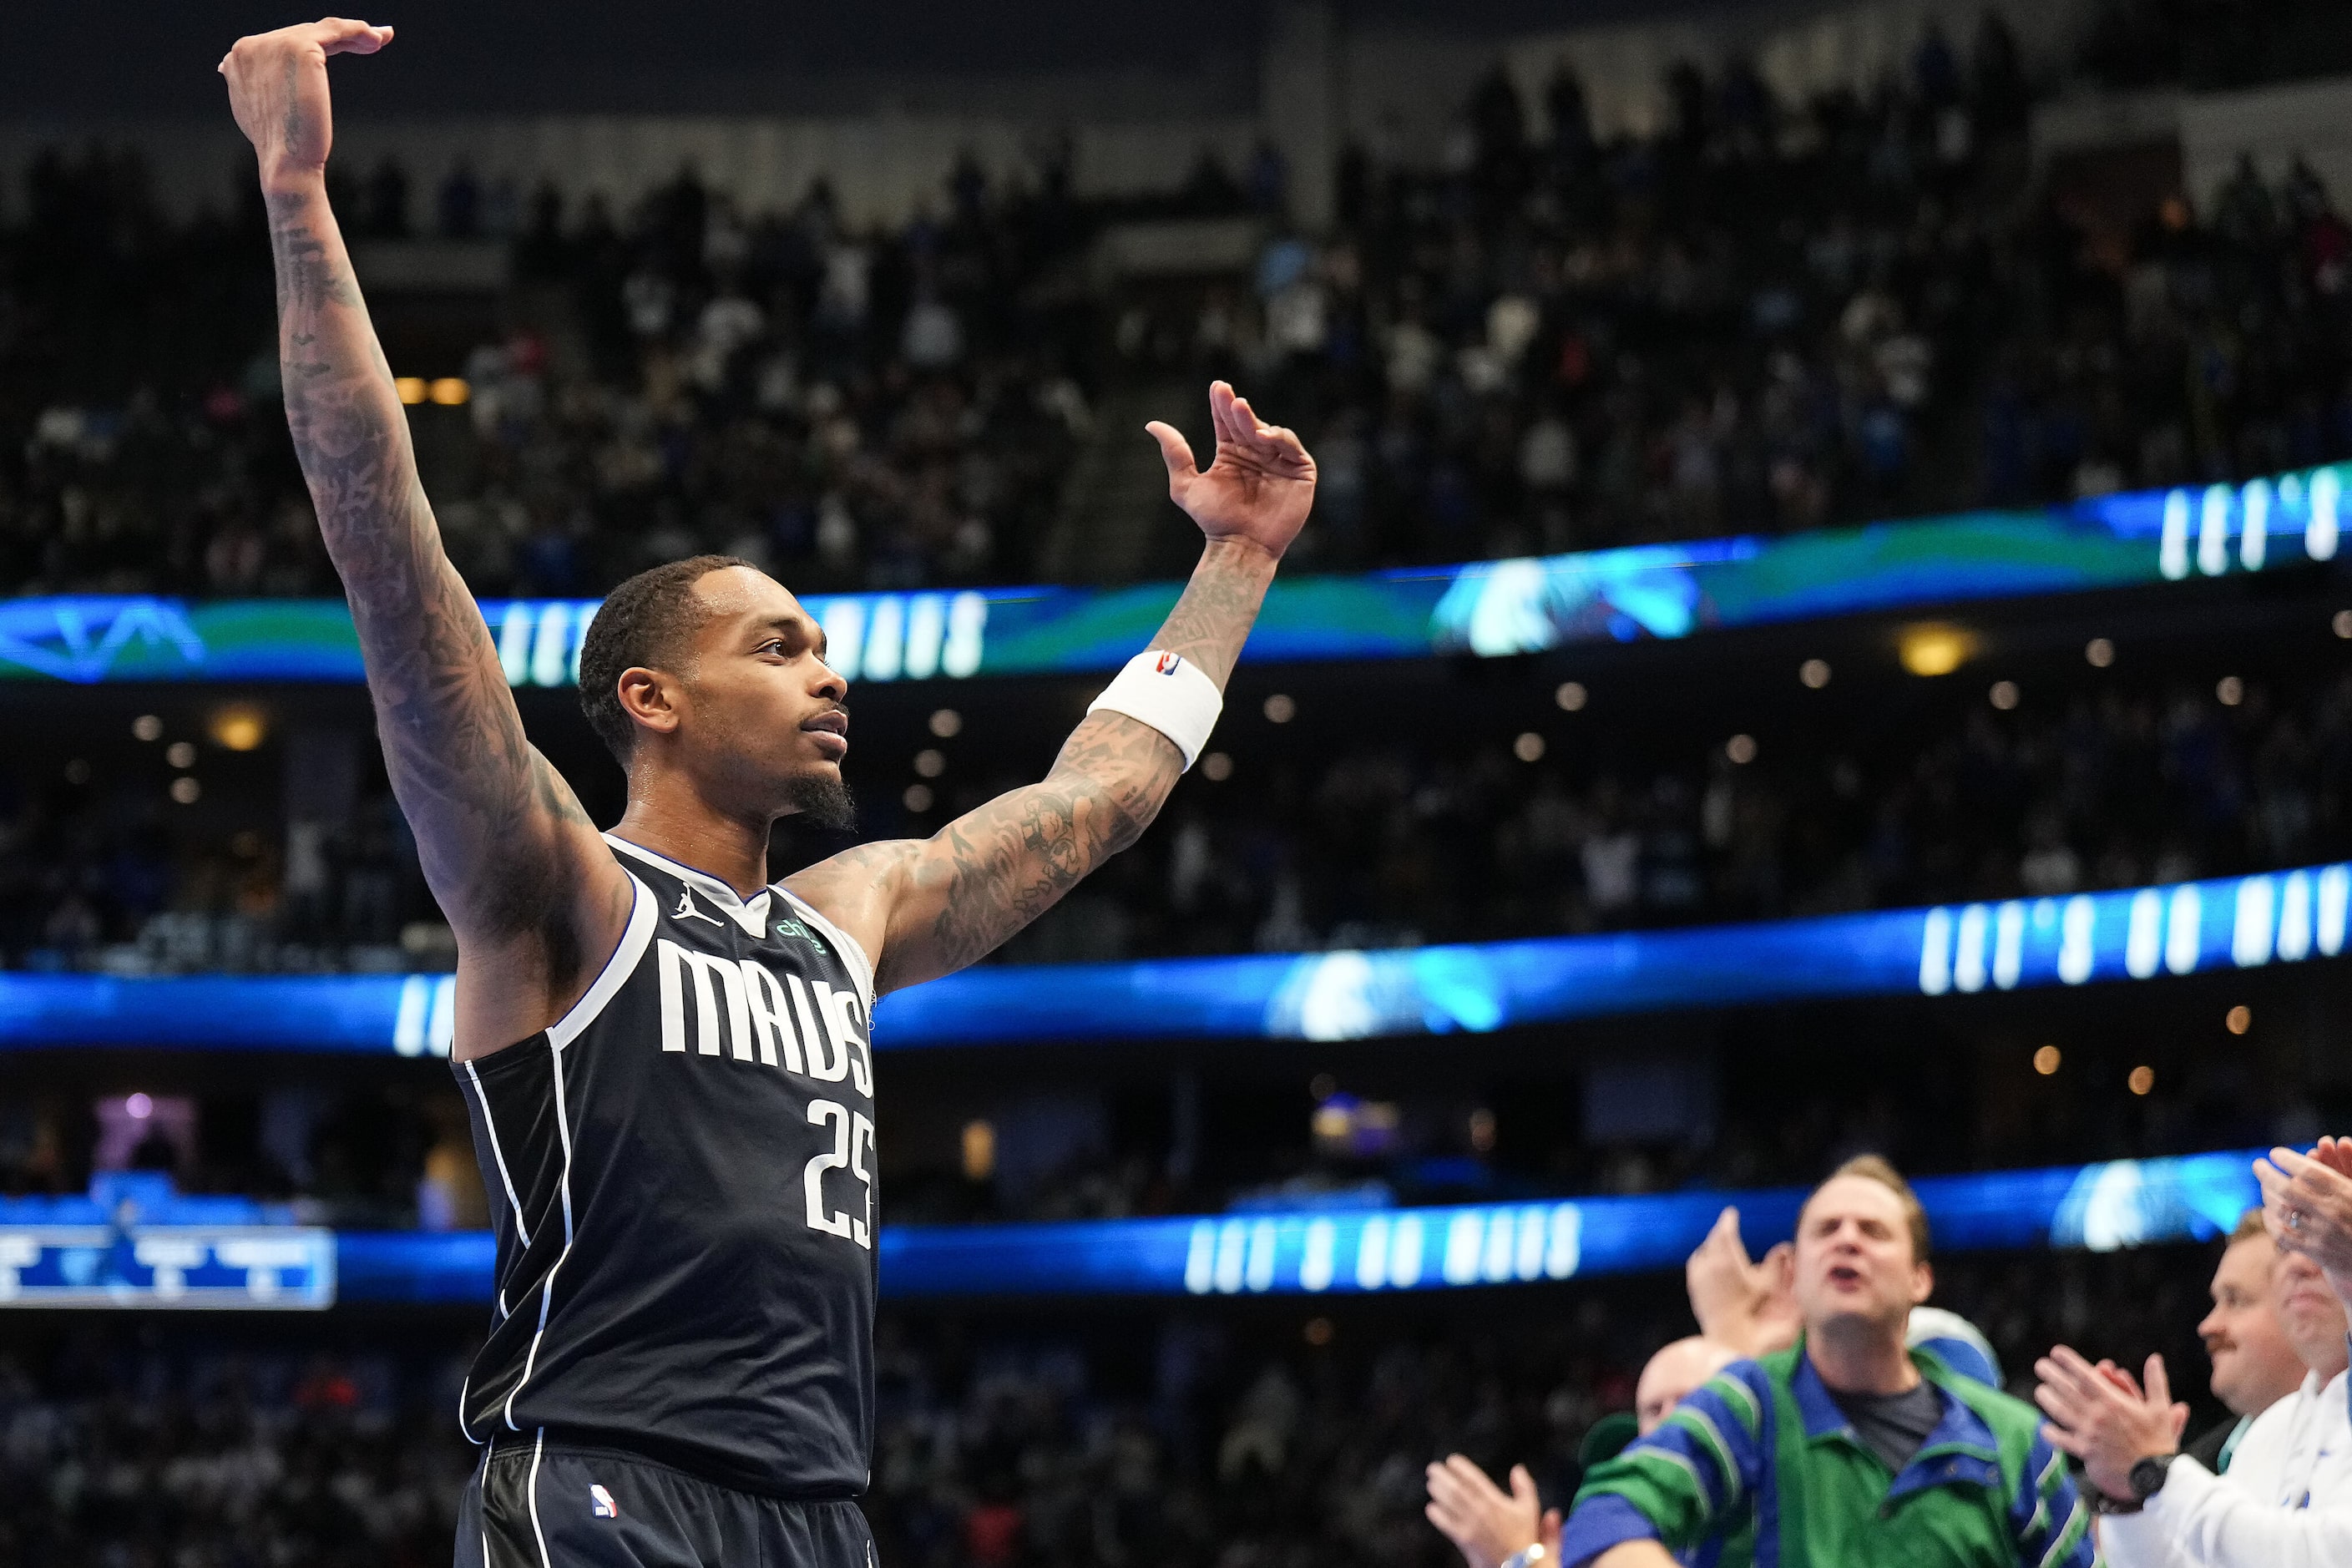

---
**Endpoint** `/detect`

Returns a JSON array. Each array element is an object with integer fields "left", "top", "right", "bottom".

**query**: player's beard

[{"left": 786, "top": 771, "right": 857, "bottom": 832}]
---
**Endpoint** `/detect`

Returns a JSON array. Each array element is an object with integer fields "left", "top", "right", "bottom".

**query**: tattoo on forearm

[
  {"left": 266, "top": 180, "right": 589, "bottom": 965},
  {"left": 867, "top": 540, "right": 1272, "bottom": 989},
  {"left": 1151, "top": 542, "right": 1276, "bottom": 686},
  {"left": 880, "top": 713, "right": 1178, "bottom": 990}
]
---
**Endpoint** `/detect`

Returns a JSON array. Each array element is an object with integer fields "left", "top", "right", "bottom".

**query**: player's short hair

[
  {"left": 2229, "top": 1206, "right": 2270, "bottom": 1244},
  {"left": 578, "top": 555, "right": 757, "bottom": 764},
  {"left": 1807, "top": 1153, "right": 1931, "bottom": 1265}
]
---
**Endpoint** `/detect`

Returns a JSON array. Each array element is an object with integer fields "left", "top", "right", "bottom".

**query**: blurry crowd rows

[
  {"left": 0, "top": 1245, "right": 2213, "bottom": 1568},
  {"left": 987, "top": 664, "right": 2348, "bottom": 966},
  {"left": 4, "top": 662, "right": 2343, "bottom": 974},
  {"left": 8, "top": 18, "right": 2352, "bottom": 597},
  {"left": 1190, "top": 33, "right": 2352, "bottom": 569}
]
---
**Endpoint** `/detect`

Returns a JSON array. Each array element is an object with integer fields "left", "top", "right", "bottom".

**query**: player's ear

[
  {"left": 1910, "top": 1259, "right": 1934, "bottom": 1307},
  {"left": 615, "top": 666, "right": 683, "bottom": 737}
]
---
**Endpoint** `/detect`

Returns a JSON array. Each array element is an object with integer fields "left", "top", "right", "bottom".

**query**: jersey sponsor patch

[
  {"left": 589, "top": 1482, "right": 619, "bottom": 1518},
  {"left": 771, "top": 914, "right": 828, "bottom": 953}
]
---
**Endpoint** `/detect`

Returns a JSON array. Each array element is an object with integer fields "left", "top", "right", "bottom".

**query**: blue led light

[
  {"left": 2, "top": 862, "right": 2342, "bottom": 1055},
  {"left": 307, "top": 1148, "right": 2259, "bottom": 1304},
  {"left": 0, "top": 1225, "right": 336, "bottom": 1308},
  {"left": 3, "top": 463, "right": 2342, "bottom": 685},
  {"left": 0, "top": 1149, "right": 2265, "bottom": 1307}
]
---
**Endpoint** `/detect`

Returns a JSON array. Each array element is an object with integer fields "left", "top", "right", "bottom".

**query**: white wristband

[{"left": 1087, "top": 650, "right": 1223, "bottom": 771}]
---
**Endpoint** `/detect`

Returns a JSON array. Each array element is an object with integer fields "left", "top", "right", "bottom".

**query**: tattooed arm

[
  {"left": 790, "top": 382, "right": 1316, "bottom": 993},
  {"left": 221, "top": 21, "right": 629, "bottom": 1050}
]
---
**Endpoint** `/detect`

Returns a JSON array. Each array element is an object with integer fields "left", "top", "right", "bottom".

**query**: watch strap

[{"left": 2127, "top": 1454, "right": 2175, "bottom": 1501}]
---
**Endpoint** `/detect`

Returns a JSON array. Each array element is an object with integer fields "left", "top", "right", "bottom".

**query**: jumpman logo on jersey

[{"left": 672, "top": 889, "right": 723, "bottom": 927}]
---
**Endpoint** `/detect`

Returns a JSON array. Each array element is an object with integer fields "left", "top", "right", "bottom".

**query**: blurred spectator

[
  {"left": 1425, "top": 1338, "right": 1736, "bottom": 1568},
  {"left": 2039, "top": 1152, "right": 2352, "bottom": 1565},
  {"left": 1631, "top": 1339, "right": 1740, "bottom": 1437},
  {"left": 1559, "top": 1157, "right": 2092, "bottom": 1568},
  {"left": 2184, "top": 1208, "right": 2309, "bottom": 1474},
  {"left": 1431, "top": 1178, "right": 2016, "bottom": 1568}
]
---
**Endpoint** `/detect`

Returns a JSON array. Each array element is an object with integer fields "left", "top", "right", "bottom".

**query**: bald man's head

[{"left": 1636, "top": 1337, "right": 1740, "bottom": 1434}]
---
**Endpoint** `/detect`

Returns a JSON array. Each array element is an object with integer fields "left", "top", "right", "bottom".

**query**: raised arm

[
  {"left": 221, "top": 21, "right": 625, "bottom": 1039},
  {"left": 790, "top": 382, "right": 1314, "bottom": 994}
]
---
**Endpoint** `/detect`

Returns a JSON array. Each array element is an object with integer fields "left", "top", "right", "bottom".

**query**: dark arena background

[{"left": 5, "top": 0, "right": 2352, "bottom": 1562}]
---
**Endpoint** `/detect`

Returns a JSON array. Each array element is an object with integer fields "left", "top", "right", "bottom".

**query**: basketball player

[{"left": 220, "top": 20, "right": 1317, "bottom": 1565}]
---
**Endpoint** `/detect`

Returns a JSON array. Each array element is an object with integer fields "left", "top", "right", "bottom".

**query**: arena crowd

[
  {"left": 4, "top": 663, "right": 2343, "bottom": 979},
  {"left": 0, "top": 1233, "right": 2222, "bottom": 1568},
  {"left": 4, "top": 23, "right": 2352, "bottom": 596}
]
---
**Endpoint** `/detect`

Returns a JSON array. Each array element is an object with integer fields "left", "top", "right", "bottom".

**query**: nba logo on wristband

[{"left": 1089, "top": 649, "right": 1223, "bottom": 770}]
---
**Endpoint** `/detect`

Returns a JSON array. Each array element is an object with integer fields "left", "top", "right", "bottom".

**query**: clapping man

[
  {"left": 2184, "top": 1209, "right": 2315, "bottom": 1477},
  {"left": 2036, "top": 1142, "right": 2352, "bottom": 1565}
]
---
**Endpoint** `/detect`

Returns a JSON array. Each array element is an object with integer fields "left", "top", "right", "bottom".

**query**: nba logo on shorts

[
  {"left": 589, "top": 1483, "right": 620, "bottom": 1519},
  {"left": 1152, "top": 653, "right": 1181, "bottom": 675}
]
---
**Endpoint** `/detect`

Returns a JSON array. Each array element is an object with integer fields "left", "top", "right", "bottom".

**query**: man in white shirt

[
  {"left": 2035, "top": 1146, "right": 2352, "bottom": 1568},
  {"left": 2182, "top": 1211, "right": 2325, "bottom": 1485}
]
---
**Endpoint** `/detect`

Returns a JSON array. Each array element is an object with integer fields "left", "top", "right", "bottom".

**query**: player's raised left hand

[
  {"left": 219, "top": 18, "right": 394, "bottom": 191},
  {"left": 1147, "top": 381, "right": 1317, "bottom": 562}
]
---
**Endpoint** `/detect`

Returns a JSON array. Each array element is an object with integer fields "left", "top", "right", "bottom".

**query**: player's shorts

[{"left": 457, "top": 1436, "right": 877, "bottom": 1568}]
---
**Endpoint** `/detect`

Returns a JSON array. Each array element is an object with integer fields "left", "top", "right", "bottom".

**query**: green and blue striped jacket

[{"left": 1560, "top": 1342, "right": 2098, "bottom": 1568}]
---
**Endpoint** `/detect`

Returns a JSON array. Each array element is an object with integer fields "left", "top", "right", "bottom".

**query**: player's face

[
  {"left": 673, "top": 566, "right": 851, "bottom": 810},
  {"left": 1793, "top": 1177, "right": 1930, "bottom": 1337}
]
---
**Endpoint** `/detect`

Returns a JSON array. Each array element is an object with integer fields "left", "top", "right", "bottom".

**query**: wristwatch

[
  {"left": 1499, "top": 1545, "right": 1549, "bottom": 1568},
  {"left": 2127, "top": 1454, "right": 2175, "bottom": 1502}
]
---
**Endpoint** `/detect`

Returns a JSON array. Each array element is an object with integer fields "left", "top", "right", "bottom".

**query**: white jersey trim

[
  {"left": 462, "top": 1060, "right": 531, "bottom": 1250},
  {"left": 773, "top": 883, "right": 878, "bottom": 1014},
  {"left": 602, "top": 832, "right": 772, "bottom": 938},
  {"left": 547, "top": 872, "right": 655, "bottom": 1050},
  {"left": 503, "top": 1034, "right": 579, "bottom": 1432},
  {"left": 526, "top": 1426, "right": 553, "bottom": 1568}
]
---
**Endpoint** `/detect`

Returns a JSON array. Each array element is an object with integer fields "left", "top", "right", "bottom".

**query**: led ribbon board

[
  {"left": 1, "top": 464, "right": 2339, "bottom": 685},
  {"left": 0, "top": 1175, "right": 336, "bottom": 1309},
  {"left": 316, "top": 1146, "right": 2258, "bottom": 1302},
  {"left": 0, "top": 862, "right": 2341, "bottom": 1055},
  {"left": 0, "top": 1227, "right": 336, "bottom": 1308}
]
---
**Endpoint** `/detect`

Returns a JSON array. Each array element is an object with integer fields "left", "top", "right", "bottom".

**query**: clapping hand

[
  {"left": 2033, "top": 1347, "right": 2187, "bottom": 1500},
  {"left": 1424, "top": 1454, "right": 1553, "bottom": 1568},
  {"left": 2256, "top": 1138, "right": 2352, "bottom": 1306}
]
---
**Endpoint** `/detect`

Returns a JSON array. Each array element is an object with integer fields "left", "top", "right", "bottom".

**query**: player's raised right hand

[{"left": 218, "top": 18, "right": 393, "bottom": 190}]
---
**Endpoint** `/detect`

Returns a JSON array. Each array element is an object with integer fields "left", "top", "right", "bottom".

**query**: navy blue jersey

[{"left": 453, "top": 833, "right": 878, "bottom": 1498}]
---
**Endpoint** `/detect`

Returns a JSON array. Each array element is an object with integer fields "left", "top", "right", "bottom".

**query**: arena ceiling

[{"left": 3, "top": 0, "right": 1781, "bottom": 119}]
